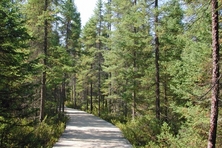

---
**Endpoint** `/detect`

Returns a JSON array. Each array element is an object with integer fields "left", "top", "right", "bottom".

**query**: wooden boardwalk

[{"left": 53, "top": 108, "right": 132, "bottom": 148}]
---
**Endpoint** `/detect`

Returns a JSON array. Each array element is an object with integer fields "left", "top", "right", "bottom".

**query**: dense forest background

[{"left": 0, "top": 0, "right": 221, "bottom": 147}]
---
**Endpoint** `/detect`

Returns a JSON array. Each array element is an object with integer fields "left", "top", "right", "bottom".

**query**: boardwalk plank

[{"left": 53, "top": 108, "right": 132, "bottom": 148}]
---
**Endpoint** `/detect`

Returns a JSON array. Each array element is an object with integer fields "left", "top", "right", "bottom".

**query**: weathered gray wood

[{"left": 53, "top": 108, "right": 132, "bottom": 148}]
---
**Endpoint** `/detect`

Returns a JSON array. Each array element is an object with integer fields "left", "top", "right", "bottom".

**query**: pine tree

[
  {"left": 0, "top": 0, "right": 37, "bottom": 146},
  {"left": 94, "top": 0, "right": 103, "bottom": 116},
  {"left": 79, "top": 16, "right": 97, "bottom": 113},
  {"left": 154, "top": 0, "right": 160, "bottom": 121},
  {"left": 23, "top": 0, "right": 54, "bottom": 121},
  {"left": 78, "top": 0, "right": 109, "bottom": 115},
  {"left": 208, "top": 0, "right": 220, "bottom": 147},
  {"left": 39, "top": 0, "right": 49, "bottom": 121},
  {"left": 158, "top": 0, "right": 184, "bottom": 123},
  {"left": 153, "top": 0, "right": 215, "bottom": 147},
  {"left": 103, "top": 0, "right": 153, "bottom": 119},
  {"left": 58, "top": 0, "right": 81, "bottom": 112}
]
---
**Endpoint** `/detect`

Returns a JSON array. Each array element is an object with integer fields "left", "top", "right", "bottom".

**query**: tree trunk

[
  {"left": 40, "top": 0, "right": 48, "bottom": 122},
  {"left": 208, "top": 0, "right": 220, "bottom": 147},
  {"left": 98, "top": 6, "right": 102, "bottom": 117},
  {"left": 86, "top": 87, "right": 89, "bottom": 111},
  {"left": 164, "top": 73, "right": 168, "bottom": 122},
  {"left": 154, "top": 0, "right": 160, "bottom": 121},
  {"left": 90, "top": 78, "right": 93, "bottom": 113},
  {"left": 98, "top": 69, "right": 101, "bottom": 116},
  {"left": 58, "top": 87, "right": 62, "bottom": 115},
  {"left": 132, "top": 52, "right": 136, "bottom": 120},
  {"left": 54, "top": 87, "right": 58, "bottom": 114},
  {"left": 131, "top": 0, "right": 137, "bottom": 120},
  {"left": 61, "top": 76, "right": 66, "bottom": 113},
  {"left": 73, "top": 75, "right": 77, "bottom": 108}
]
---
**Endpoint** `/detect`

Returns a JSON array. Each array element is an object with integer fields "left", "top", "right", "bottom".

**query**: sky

[{"left": 74, "top": 0, "right": 98, "bottom": 28}]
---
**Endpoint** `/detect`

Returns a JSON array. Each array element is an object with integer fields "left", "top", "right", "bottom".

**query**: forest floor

[{"left": 53, "top": 107, "right": 132, "bottom": 148}]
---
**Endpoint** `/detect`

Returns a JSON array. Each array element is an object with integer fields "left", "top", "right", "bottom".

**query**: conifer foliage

[
  {"left": 0, "top": 0, "right": 222, "bottom": 147},
  {"left": 0, "top": 0, "right": 80, "bottom": 147},
  {"left": 77, "top": 0, "right": 222, "bottom": 147},
  {"left": 0, "top": 0, "right": 36, "bottom": 146}
]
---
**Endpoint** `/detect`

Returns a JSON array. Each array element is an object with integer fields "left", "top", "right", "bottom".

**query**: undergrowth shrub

[
  {"left": 65, "top": 101, "right": 74, "bottom": 108},
  {"left": 0, "top": 115, "right": 67, "bottom": 148},
  {"left": 115, "top": 115, "right": 161, "bottom": 147},
  {"left": 30, "top": 116, "right": 66, "bottom": 147},
  {"left": 148, "top": 104, "right": 209, "bottom": 148},
  {"left": 111, "top": 103, "right": 212, "bottom": 148},
  {"left": 65, "top": 101, "right": 81, "bottom": 109},
  {"left": 101, "top": 112, "right": 128, "bottom": 124}
]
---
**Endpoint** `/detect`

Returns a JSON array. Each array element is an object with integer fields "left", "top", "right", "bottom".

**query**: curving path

[{"left": 53, "top": 108, "right": 132, "bottom": 148}]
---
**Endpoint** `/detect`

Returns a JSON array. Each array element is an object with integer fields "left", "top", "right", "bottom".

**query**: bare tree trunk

[
  {"left": 154, "top": 0, "right": 160, "bottom": 121},
  {"left": 98, "top": 4, "right": 102, "bottom": 117},
  {"left": 131, "top": 0, "right": 137, "bottom": 120},
  {"left": 132, "top": 52, "right": 136, "bottom": 120},
  {"left": 90, "top": 78, "right": 93, "bottom": 113},
  {"left": 98, "top": 66, "right": 101, "bottom": 116},
  {"left": 164, "top": 73, "right": 168, "bottom": 122},
  {"left": 73, "top": 74, "right": 77, "bottom": 108},
  {"left": 61, "top": 75, "right": 66, "bottom": 113},
  {"left": 54, "top": 87, "right": 58, "bottom": 114},
  {"left": 40, "top": 73, "right": 46, "bottom": 121},
  {"left": 58, "top": 87, "right": 62, "bottom": 115},
  {"left": 163, "top": 50, "right": 168, "bottom": 122},
  {"left": 208, "top": 0, "right": 220, "bottom": 147},
  {"left": 40, "top": 0, "right": 48, "bottom": 122},
  {"left": 86, "top": 87, "right": 89, "bottom": 111}
]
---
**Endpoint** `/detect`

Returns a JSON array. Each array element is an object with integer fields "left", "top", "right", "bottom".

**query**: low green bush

[
  {"left": 0, "top": 115, "right": 67, "bottom": 148},
  {"left": 114, "top": 115, "right": 161, "bottom": 147}
]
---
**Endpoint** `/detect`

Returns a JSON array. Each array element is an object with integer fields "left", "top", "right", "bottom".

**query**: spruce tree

[
  {"left": 58, "top": 0, "right": 81, "bottom": 111},
  {"left": 23, "top": 0, "right": 54, "bottom": 121},
  {"left": 208, "top": 0, "right": 220, "bottom": 147},
  {"left": 0, "top": 0, "right": 37, "bottom": 146},
  {"left": 79, "top": 16, "right": 97, "bottom": 113},
  {"left": 158, "top": 0, "right": 184, "bottom": 123},
  {"left": 103, "top": 0, "right": 153, "bottom": 119},
  {"left": 78, "top": 0, "right": 108, "bottom": 115},
  {"left": 154, "top": 0, "right": 160, "bottom": 121}
]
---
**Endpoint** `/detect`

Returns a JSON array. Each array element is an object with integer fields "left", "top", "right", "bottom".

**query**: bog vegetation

[{"left": 0, "top": 0, "right": 221, "bottom": 147}]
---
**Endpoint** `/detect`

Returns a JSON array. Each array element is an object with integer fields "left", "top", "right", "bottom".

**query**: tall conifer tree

[
  {"left": 79, "top": 16, "right": 97, "bottom": 113},
  {"left": 208, "top": 0, "right": 220, "bottom": 147},
  {"left": 0, "top": 0, "right": 37, "bottom": 146},
  {"left": 24, "top": 0, "right": 56, "bottom": 120},
  {"left": 154, "top": 0, "right": 160, "bottom": 121},
  {"left": 39, "top": 0, "right": 48, "bottom": 121},
  {"left": 102, "top": 0, "right": 152, "bottom": 119}
]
